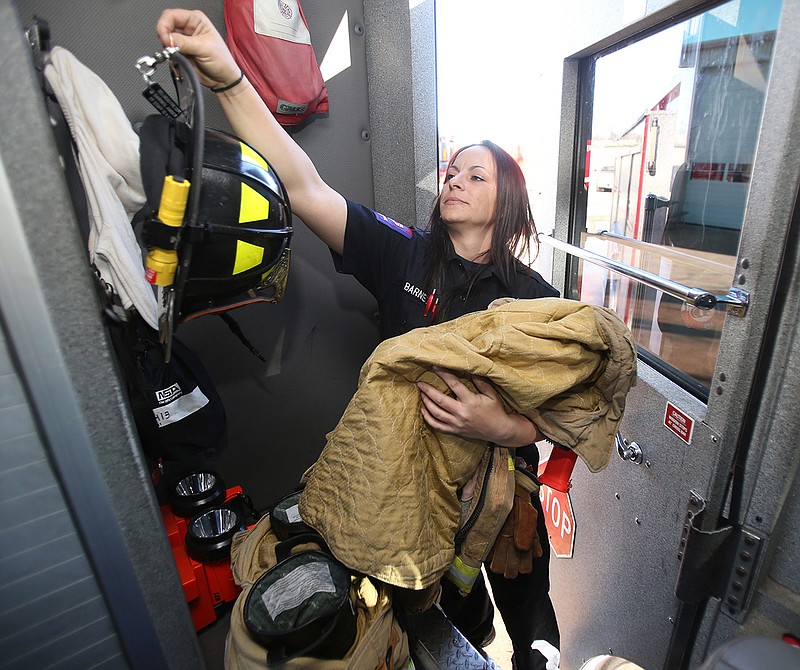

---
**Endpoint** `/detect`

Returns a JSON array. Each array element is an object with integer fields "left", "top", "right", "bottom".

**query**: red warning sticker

[{"left": 664, "top": 402, "right": 694, "bottom": 444}]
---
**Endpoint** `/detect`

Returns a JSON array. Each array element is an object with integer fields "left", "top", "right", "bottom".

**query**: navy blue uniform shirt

[{"left": 332, "top": 199, "right": 559, "bottom": 340}]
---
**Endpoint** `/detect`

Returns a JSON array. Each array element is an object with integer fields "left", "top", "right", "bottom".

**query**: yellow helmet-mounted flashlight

[{"left": 144, "top": 175, "right": 191, "bottom": 287}]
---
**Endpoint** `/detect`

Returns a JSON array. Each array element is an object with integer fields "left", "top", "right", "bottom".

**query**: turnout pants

[{"left": 439, "top": 484, "right": 560, "bottom": 670}]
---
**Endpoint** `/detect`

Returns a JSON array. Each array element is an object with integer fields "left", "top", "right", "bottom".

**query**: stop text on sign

[{"left": 539, "top": 483, "right": 576, "bottom": 559}]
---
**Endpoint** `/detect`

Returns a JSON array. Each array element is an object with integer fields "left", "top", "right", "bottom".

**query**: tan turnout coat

[{"left": 300, "top": 298, "right": 638, "bottom": 589}]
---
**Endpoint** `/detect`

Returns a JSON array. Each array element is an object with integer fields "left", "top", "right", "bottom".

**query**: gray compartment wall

[
  {"left": 0, "top": 1, "right": 202, "bottom": 667},
  {"left": 0, "top": 325, "right": 135, "bottom": 670}
]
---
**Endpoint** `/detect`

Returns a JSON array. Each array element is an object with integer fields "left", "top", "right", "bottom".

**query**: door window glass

[{"left": 580, "top": 0, "right": 782, "bottom": 394}]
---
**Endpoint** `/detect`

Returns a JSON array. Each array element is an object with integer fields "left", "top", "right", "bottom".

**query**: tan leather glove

[{"left": 487, "top": 471, "right": 543, "bottom": 579}]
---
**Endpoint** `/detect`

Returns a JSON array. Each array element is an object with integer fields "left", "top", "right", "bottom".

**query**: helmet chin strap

[
  {"left": 164, "top": 50, "right": 205, "bottom": 361},
  {"left": 136, "top": 47, "right": 205, "bottom": 362},
  {"left": 136, "top": 46, "right": 205, "bottom": 363}
]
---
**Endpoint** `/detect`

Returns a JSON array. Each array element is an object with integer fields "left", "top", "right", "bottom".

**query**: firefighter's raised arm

[{"left": 156, "top": 8, "right": 347, "bottom": 255}]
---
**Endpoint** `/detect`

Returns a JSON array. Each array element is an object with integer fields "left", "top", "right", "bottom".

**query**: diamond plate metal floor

[{"left": 405, "top": 606, "right": 501, "bottom": 670}]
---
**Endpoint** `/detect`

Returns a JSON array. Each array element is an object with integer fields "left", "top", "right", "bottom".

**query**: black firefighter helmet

[{"left": 139, "top": 113, "right": 292, "bottom": 323}]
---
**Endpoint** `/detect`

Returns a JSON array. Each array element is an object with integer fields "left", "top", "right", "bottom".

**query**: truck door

[{"left": 542, "top": 0, "right": 800, "bottom": 667}]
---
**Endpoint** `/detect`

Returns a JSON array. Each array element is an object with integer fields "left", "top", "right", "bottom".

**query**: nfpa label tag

[{"left": 664, "top": 402, "right": 694, "bottom": 444}]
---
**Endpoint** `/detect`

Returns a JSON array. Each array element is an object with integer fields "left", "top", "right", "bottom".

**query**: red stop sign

[{"left": 538, "top": 459, "right": 576, "bottom": 558}]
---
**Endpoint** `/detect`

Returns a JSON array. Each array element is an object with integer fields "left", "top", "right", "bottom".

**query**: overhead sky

[
  {"left": 434, "top": 0, "right": 684, "bottom": 146},
  {"left": 435, "top": 0, "right": 560, "bottom": 148}
]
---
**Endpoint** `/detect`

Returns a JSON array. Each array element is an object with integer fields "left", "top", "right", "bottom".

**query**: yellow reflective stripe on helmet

[
  {"left": 233, "top": 240, "right": 265, "bottom": 275},
  {"left": 234, "top": 182, "right": 269, "bottom": 275},
  {"left": 240, "top": 182, "right": 270, "bottom": 223},
  {"left": 240, "top": 141, "right": 269, "bottom": 171},
  {"left": 445, "top": 555, "right": 481, "bottom": 594}
]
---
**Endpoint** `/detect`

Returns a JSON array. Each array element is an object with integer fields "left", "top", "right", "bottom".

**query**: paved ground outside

[{"left": 485, "top": 573, "right": 514, "bottom": 669}]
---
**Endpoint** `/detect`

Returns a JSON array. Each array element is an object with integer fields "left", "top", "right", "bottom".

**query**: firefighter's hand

[
  {"left": 156, "top": 9, "right": 242, "bottom": 91},
  {"left": 487, "top": 482, "right": 543, "bottom": 579},
  {"left": 417, "top": 368, "right": 540, "bottom": 447}
]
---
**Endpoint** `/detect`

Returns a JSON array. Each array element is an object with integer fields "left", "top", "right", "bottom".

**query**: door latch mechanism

[
  {"left": 675, "top": 491, "right": 763, "bottom": 622},
  {"left": 615, "top": 432, "right": 644, "bottom": 465}
]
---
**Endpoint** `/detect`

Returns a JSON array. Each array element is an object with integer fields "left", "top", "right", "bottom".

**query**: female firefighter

[{"left": 156, "top": 9, "right": 560, "bottom": 668}]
